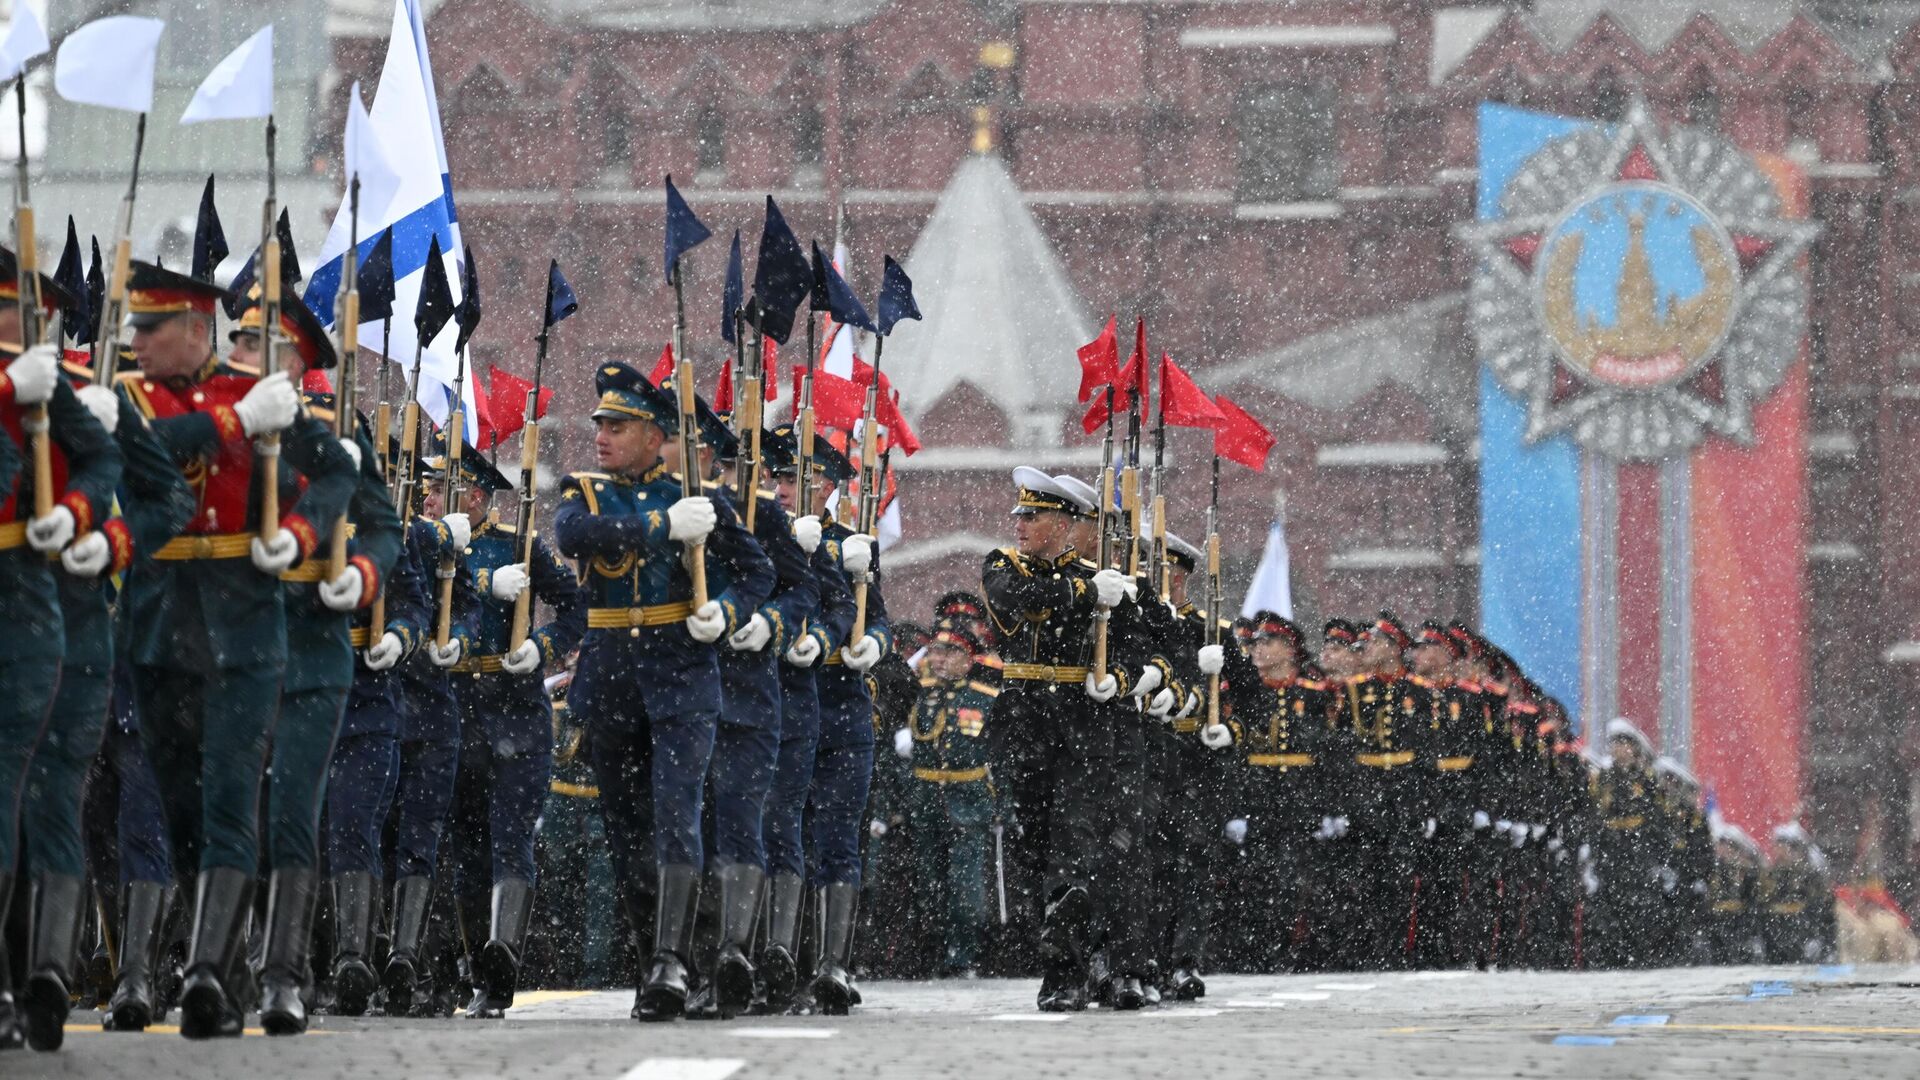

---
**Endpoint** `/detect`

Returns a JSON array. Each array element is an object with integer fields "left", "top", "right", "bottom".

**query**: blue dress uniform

[
  {"left": 116, "top": 261, "right": 357, "bottom": 1039},
  {"left": 0, "top": 334, "right": 122, "bottom": 1051},
  {"left": 447, "top": 453, "right": 584, "bottom": 1019},
  {"left": 236, "top": 298, "right": 407, "bottom": 1035},
  {"left": 326, "top": 471, "right": 432, "bottom": 1017},
  {"left": 755, "top": 425, "right": 856, "bottom": 1013},
  {"left": 384, "top": 507, "right": 478, "bottom": 1016},
  {"left": 554, "top": 362, "right": 772, "bottom": 1023},
  {"left": 807, "top": 506, "right": 891, "bottom": 1013},
  {"left": 30, "top": 333, "right": 190, "bottom": 1045}
]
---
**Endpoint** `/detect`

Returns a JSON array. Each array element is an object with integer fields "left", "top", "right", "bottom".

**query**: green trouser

[
  {"left": 24, "top": 575, "right": 113, "bottom": 877},
  {"left": 265, "top": 685, "right": 349, "bottom": 870},
  {"left": 135, "top": 664, "right": 281, "bottom": 873},
  {"left": 0, "top": 551, "right": 62, "bottom": 874},
  {"left": 907, "top": 782, "right": 991, "bottom": 972}
]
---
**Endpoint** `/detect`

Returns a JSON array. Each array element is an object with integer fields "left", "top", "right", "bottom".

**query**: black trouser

[{"left": 1144, "top": 733, "right": 1224, "bottom": 975}]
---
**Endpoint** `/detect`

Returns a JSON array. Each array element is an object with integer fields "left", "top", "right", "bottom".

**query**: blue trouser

[
  {"left": 327, "top": 732, "right": 399, "bottom": 878},
  {"left": 102, "top": 676, "right": 172, "bottom": 886},
  {"left": 0, "top": 657, "right": 58, "bottom": 875},
  {"left": 451, "top": 671, "right": 553, "bottom": 889},
  {"left": 708, "top": 722, "right": 779, "bottom": 870},
  {"left": 135, "top": 663, "right": 281, "bottom": 874},
  {"left": 808, "top": 742, "right": 874, "bottom": 888},
  {"left": 389, "top": 735, "right": 459, "bottom": 881},
  {"left": 764, "top": 668, "right": 820, "bottom": 879},
  {"left": 265, "top": 685, "right": 349, "bottom": 870}
]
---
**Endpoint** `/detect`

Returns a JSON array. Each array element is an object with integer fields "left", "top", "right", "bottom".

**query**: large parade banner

[{"left": 1467, "top": 103, "right": 1817, "bottom": 834}]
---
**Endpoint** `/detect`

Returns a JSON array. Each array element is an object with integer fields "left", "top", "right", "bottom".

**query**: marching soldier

[
  {"left": 757, "top": 423, "right": 855, "bottom": 1014},
  {"left": 893, "top": 616, "right": 1001, "bottom": 976},
  {"left": 231, "top": 292, "right": 405, "bottom": 1035},
  {"left": 981, "top": 467, "right": 1150, "bottom": 1012},
  {"left": 1343, "top": 614, "right": 1425, "bottom": 968},
  {"left": 444, "top": 449, "right": 583, "bottom": 1019},
  {"left": 1652, "top": 757, "right": 1714, "bottom": 965},
  {"left": 1708, "top": 825, "right": 1764, "bottom": 963},
  {"left": 118, "top": 261, "right": 356, "bottom": 1038},
  {"left": 1588, "top": 717, "right": 1662, "bottom": 968},
  {"left": 553, "top": 362, "right": 771, "bottom": 1022},
  {"left": 1758, "top": 823, "right": 1835, "bottom": 963},
  {"left": 0, "top": 299, "right": 123, "bottom": 1050}
]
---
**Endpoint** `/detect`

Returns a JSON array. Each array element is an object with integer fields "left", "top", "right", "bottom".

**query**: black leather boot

[
  {"left": 713, "top": 864, "right": 763, "bottom": 1018},
  {"left": 259, "top": 870, "right": 319, "bottom": 1035},
  {"left": 468, "top": 878, "right": 533, "bottom": 1019},
  {"left": 0, "top": 871, "right": 19, "bottom": 1050},
  {"left": 1109, "top": 973, "right": 1147, "bottom": 1011},
  {"left": 178, "top": 868, "right": 252, "bottom": 1039},
  {"left": 1168, "top": 959, "right": 1206, "bottom": 1001},
  {"left": 381, "top": 875, "right": 432, "bottom": 1018},
  {"left": 86, "top": 880, "right": 117, "bottom": 1010},
  {"left": 635, "top": 866, "right": 700, "bottom": 1022},
  {"left": 809, "top": 882, "right": 859, "bottom": 1016},
  {"left": 753, "top": 872, "right": 803, "bottom": 1015},
  {"left": 329, "top": 873, "right": 378, "bottom": 1017},
  {"left": 23, "top": 873, "right": 84, "bottom": 1050},
  {"left": 104, "top": 881, "right": 167, "bottom": 1032},
  {"left": 1036, "top": 885, "right": 1091, "bottom": 1013}
]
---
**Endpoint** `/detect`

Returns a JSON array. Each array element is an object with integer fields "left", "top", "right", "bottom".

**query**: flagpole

[
  {"left": 1205, "top": 452, "right": 1222, "bottom": 730},
  {"left": 797, "top": 309, "right": 818, "bottom": 520},
  {"left": 849, "top": 333, "right": 883, "bottom": 642},
  {"left": 256, "top": 114, "right": 290, "bottom": 547},
  {"left": 328, "top": 168, "right": 361, "bottom": 579},
  {"left": 89, "top": 113, "right": 145, "bottom": 383},
  {"left": 671, "top": 258, "right": 707, "bottom": 608},
  {"left": 508, "top": 262, "right": 557, "bottom": 652},
  {"left": 1091, "top": 384, "right": 1115, "bottom": 680},
  {"left": 1150, "top": 360, "right": 1169, "bottom": 602},
  {"left": 11, "top": 74, "right": 51, "bottom": 520},
  {"left": 738, "top": 317, "right": 764, "bottom": 531},
  {"left": 369, "top": 313, "right": 393, "bottom": 641},
  {"left": 434, "top": 304, "right": 472, "bottom": 651}
]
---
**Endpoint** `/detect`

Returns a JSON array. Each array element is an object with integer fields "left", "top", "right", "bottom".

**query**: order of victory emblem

[{"left": 1460, "top": 104, "right": 1819, "bottom": 460}]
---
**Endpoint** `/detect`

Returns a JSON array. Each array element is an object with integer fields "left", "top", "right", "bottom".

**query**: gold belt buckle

[
  {"left": 1039, "top": 664, "right": 1058, "bottom": 682},
  {"left": 627, "top": 608, "right": 644, "bottom": 627},
  {"left": 192, "top": 536, "right": 214, "bottom": 559}
]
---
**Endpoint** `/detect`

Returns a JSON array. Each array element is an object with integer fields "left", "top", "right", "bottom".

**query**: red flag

[
  {"left": 762, "top": 336, "right": 779, "bottom": 401},
  {"left": 486, "top": 364, "right": 551, "bottom": 447},
  {"left": 1076, "top": 315, "right": 1119, "bottom": 404},
  {"left": 648, "top": 342, "right": 674, "bottom": 385},
  {"left": 1080, "top": 318, "right": 1150, "bottom": 434},
  {"left": 714, "top": 360, "right": 735, "bottom": 413},
  {"left": 1213, "top": 394, "right": 1275, "bottom": 471},
  {"left": 1158, "top": 354, "right": 1225, "bottom": 429},
  {"left": 880, "top": 387, "right": 921, "bottom": 456},
  {"left": 302, "top": 369, "right": 332, "bottom": 395},
  {"left": 793, "top": 364, "right": 864, "bottom": 429}
]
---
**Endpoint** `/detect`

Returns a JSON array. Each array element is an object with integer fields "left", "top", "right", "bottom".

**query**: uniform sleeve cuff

[
  {"left": 282, "top": 514, "right": 319, "bottom": 560},
  {"left": 102, "top": 518, "right": 134, "bottom": 574},
  {"left": 209, "top": 404, "right": 244, "bottom": 443},
  {"left": 349, "top": 554, "right": 380, "bottom": 608},
  {"left": 474, "top": 566, "right": 492, "bottom": 596},
  {"left": 57, "top": 490, "right": 95, "bottom": 535},
  {"left": 0, "top": 372, "right": 13, "bottom": 407}
]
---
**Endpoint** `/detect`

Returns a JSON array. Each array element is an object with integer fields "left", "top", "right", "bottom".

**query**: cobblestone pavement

[{"left": 15, "top": 964, "right": 1920, "bottom": 1079}]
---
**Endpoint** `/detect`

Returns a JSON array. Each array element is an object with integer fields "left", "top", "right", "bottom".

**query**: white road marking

[
  {"left": 730, "top": 1027, "right": 838, "bottom": 1039},
  {"left": 1314, "top": 982, "right": 1378, "bottom": 992},
  {"left": 1267, "top": 992, "right": 1331, "bottom": 1002},
  {"left": 1139, "top": 1008, "right": 1223, "bottom": 1017},
  {"left": 989, "top": 1014, "right": 1070, "bottom": 1023},
  {"left": 1223, "top": 1000, "right": 1288, "bottom": 1009},
  {"left": 618, "top": 1059, "right": 746, "bottom": 1080},
  {"left": 1403, "top": 971, "right": 1474, "bottom": 981}
]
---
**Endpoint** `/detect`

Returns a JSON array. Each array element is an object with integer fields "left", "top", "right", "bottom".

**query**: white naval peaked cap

[
  {"left": 1652, "top": 756, "right": 1699, "bottom": 788},
  {"left": 1051, "top": 474, "right": 1099, "bottom": 518},
  {"left": 1604, "top": 716, "right": 1653, "bottom": 751},
  {"left": 1009, "top": 466, "right": 1085, "bottom": 516}
]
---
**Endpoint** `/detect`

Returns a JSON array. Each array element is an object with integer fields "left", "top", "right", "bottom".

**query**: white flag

[
  {"left": 53, "top": 16, "right": 165, "bottom": 113},
  {"left": 0, "top": 3, "right": 50, "bottom": 82},
  {"left": 1240, "top": 515, "right": 1293, "bottom": 620},
  {"left": 181, "top": 25, "right": 273, "bottom": 125},
  {"left": 343, "top": 80, "right": 402, "bottom": 220}
]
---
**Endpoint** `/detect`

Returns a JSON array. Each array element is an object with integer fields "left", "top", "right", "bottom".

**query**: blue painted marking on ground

[
  {"left": 1817, "top": 965, "right": 1854, "bottom": 979},
  {"left": 1746, "top": 981, "right": 1794, "bottom": 999},
  {"left": 1612, "top": 1014, "right": 1670, "bottom": 1026},
  {"left": 1554, "top": 1035, "right": 1617, "bottom": 1046}
]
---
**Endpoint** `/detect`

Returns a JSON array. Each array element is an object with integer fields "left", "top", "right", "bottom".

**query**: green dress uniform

[{"left": 902, "top": 650, "right": 1001, "bottom": 974}]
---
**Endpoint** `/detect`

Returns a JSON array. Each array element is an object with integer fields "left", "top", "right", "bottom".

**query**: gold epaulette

[{"left": 968, "top": 680, "right": 1001, "bottom": 698}]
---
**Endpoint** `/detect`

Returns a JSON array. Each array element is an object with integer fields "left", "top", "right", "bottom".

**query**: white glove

[
  {"left": 60, "top": 530, "right": 110, "bottom": 577},
  {"left": 1333, "top": 816, "right": 1351, "bottom": 839},
  {"left": 1472, "top": 810, "right": 1491, "bottom": 831},
  {"left": 1314, "top": 817, "right": 1338, "bottom": 842},
  {"left": 234, "top": 371, "right": 298, "bottom": 436},
  {"left": 340, "top": 437, "right": 362, "bottom": 471},
  {"left": 1424, "top": 817, "right": 1439, "bottom": 839},
  {"left": 490, "top": 562, "right": 530, "bottom": 602},
  {"left": 841, "top": 533, "right": 874, "bottom": 575},
  {"left": 250, "top": 528, "right": 300, "bottom": 574},
  {"left": 1583, "top": 865, "right": 1601, "bottom": 896},
  {"left": 502, "top": 638, "right": 542, "bottom": 675},
  {"left": 869, "top": 819, "right": 888, "bottom": 839},
  {"left": 1197, "top": 644, "right": 1224, "bottom": 676},
  {"left": 1529, "top": 823, "right": 1547, "bottom": 841},
  {"left": 1223, "top": 819, "right": 1248, "bottom": 845},
  {"left": 364, "top": 631, "right": 404, "bottom": 670},
  {"left": 1578, "top": 844, "right": 1592, "bottom": 863},
  {"left": 1691, "top": 879, "right": 1709, "bottom": 897},
  {"left": 728, "top": 612, "right": 772, "bottom": 652},
  {"left": 1084, "top": 671, "right": 1118, "bottom": 702},
  {"left": 1148, "top": 688, "right": 1177, "bottom": 717},
  {"left": 428, "top": 639, "right": 463, "bottom": 668},
  {"left": 893, "top": 728, "right": 913, "bottom": 760},
  {"left": 26, "top": 505, "right": 75, "bottom": 553},
  {"left": 841, "top": 634, "right": 882, "bottom": 671},
  {"left": 1510, "top": 827, "right": 1528, "bottom": 850},
  {"left": 785, "top": 633, "right": 822, "bottom": 668},
  {"left": 1175, "top": 691, "right": 1199, "bottom": 721},
  {"left": 792, "top": 514, "right": 822, "bottom": 554},
  {"left": 1495, "top": 819, "right": 1513, "bottom": 835},
  {"left": 1091, "top": 568, "right": 1133, "bottom": 608},
  {"left": 320, "top": 564, "right": 366, "bottom": 611},
  {"left": 1131, "top": 664, "right": 1163, "bottom": 700},
  {"left": 1547, "top": 836, "right": 1565, "bottom": 854},
  {"left": 5, "top": 343, "right": 59, "bottom": 405},
  {"left": 1200, "top": 724, "right": 1234, "bottom": 750},
  {"left": 667, "top": 496, "right": 715, "bottom": 543},
  {"left": 75, "top": 384, "right": 119, "bottom": 434},
  {"left": 686, "top": 600, "right": 727, "bottom": 643},
  {"left": 440, "top": 512, "right": 472, "bottom": 552}
]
